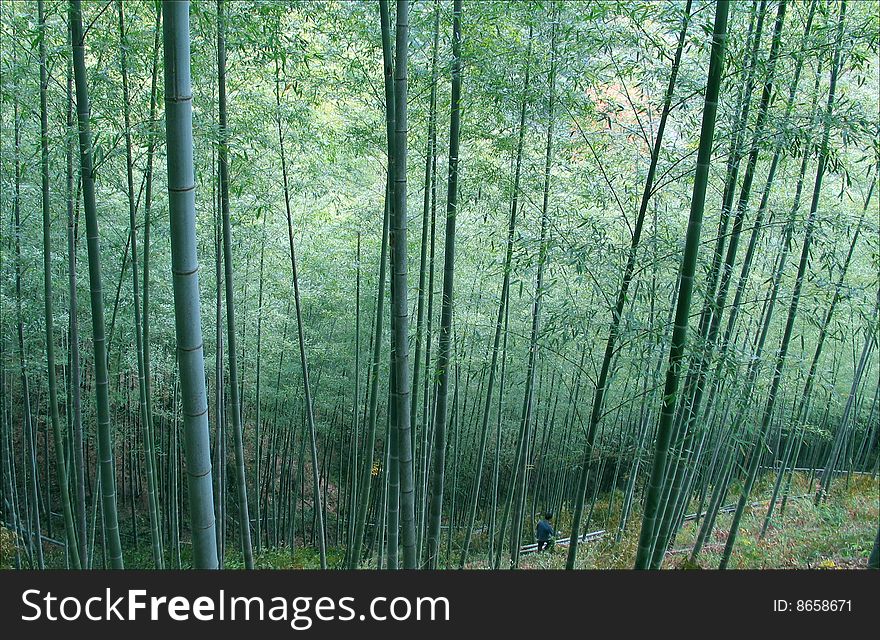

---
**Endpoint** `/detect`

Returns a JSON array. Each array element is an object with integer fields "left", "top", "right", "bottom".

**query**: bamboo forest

[{"left": 0, "top": 0, "right": 877, "bottom": 573}]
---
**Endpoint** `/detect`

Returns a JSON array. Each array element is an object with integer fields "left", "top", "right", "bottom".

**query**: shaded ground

[
  {"left": 3, "top": 472, "right": 876, "bottom": 570},
  {"left": 515, "top": 472, "right": 878, "bottom": 570}
]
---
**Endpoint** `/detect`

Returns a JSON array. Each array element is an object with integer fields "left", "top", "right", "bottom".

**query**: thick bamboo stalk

[
  {"left": 70, "top": 0, "right": 124, "bottom": 568},
  {"left": 162, "top": 0, "right": 219, "bottom": 569}
]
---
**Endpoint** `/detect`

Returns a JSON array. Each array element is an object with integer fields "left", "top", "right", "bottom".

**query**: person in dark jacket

[{"left": 536, "top": 512, "right": 558, "bottom": 552}]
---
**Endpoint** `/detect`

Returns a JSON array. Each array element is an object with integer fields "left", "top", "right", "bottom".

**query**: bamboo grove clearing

[{"left": 0, "top": 0, "right": 878, "bottom": 571}]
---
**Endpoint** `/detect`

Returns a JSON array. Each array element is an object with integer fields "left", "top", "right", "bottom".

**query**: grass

[
  {"left": 515, "top": 472, "right": 879, "bottom": 570},
  {"left": 3, "top": 472, "right": 876, "bottom": 570}
]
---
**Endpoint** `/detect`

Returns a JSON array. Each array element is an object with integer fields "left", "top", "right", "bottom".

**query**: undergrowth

[{"left": 4, "top": 472, "right": 876, "bottom": 570}]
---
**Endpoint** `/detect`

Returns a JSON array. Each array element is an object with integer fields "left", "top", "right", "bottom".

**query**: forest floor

[
  {"left": 2, "top": 472, "right": 877, "bottom": 570},
  {"left": 515, "top": 472, "right": 879, "bottom": 570}
]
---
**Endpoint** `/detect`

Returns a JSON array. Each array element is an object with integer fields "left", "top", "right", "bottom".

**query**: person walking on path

[{"left": 536, "top": 512, "right": 559, "bottom": 552}]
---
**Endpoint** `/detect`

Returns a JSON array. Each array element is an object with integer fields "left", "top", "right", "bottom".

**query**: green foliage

[
  {"left": 0, "top": 526, "right": 19, "bottom": 569},
  {"left": 0, "top": 0, "right": 877, "bottom": 571}
]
